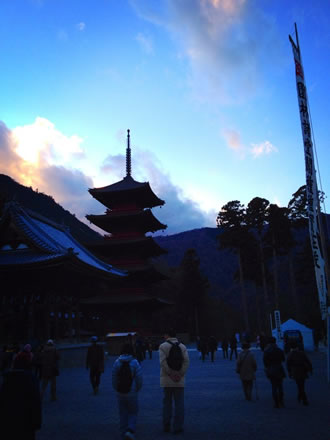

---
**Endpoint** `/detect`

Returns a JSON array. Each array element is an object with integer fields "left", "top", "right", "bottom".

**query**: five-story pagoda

[{"left": 85, "top": 130, "right": 168, "bottom": 330}]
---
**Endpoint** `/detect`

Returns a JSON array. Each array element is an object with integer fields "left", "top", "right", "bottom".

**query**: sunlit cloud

[
  {"left": 76, "top": 22, "right": 86, "bottom": 31},
  {"left": 136, "top": 32, "right": 154, "bottom": 54},
  {"left": 12, "top": 117, "right": 84, "bottom": 166},
  {"left": 1, "top": 119, "right": 213, "bottom": 235},
  {"left": 222, "top": 128, "right": 246, "bottom": 158},
  {"left": 250, "top": 140, "right": 278, "bottom": 158},
  {"left": 132, "top": 0, "right": 280, "bottom": 104}
]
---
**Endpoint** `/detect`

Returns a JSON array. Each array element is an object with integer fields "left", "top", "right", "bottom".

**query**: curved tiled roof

[{"left": 0, "top": 202, "right": 126, "bottom": 278}]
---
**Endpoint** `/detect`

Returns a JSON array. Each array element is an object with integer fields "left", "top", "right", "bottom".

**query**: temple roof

[
  {"left": 0, "top": 201, "right": 126, "bottom": 279},
  {"left": 88, "top": 236, "right": 167, "bottom": 258},
  {"left": 86, "top": 209, "right": 167, "bottom": 234},
  {"left": 88, "top": 175, "right": 165, "bottom": 209}
]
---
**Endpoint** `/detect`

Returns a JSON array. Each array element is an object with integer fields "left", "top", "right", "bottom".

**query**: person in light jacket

[
  {"left": 159, "top": 329, "right": 189, "bottom": 435},
  {"left": 236, "top": 342, "right": 257, "bottom": 401},
  {"left": 112, "top": 344, "right": 143, "bottom": 440}
]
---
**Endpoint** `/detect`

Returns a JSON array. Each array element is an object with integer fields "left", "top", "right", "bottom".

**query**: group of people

[
  {"left": 0, "top": 331, "right": 314, "bottom": 440},
  {"left": 197, "top": 335, "right": 239, "bottom": 361},
  {"left": 235, "top": 336, "right": 313, "bottom": 408},
  {"left": 0, "top": 339, "right": 60, "bottom": 439}
]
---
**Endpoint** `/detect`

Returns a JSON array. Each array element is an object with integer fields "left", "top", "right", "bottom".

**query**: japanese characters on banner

[
  {"left": 274, "top": 310, "right": 282, "bottom": 341},
  {"left": 290, "top": 37, "right": 328, "bottom": 319}
]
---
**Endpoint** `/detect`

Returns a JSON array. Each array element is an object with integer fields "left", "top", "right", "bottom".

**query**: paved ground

[{"left": 37, "top": 349, "right": 329, "bottom": 440}]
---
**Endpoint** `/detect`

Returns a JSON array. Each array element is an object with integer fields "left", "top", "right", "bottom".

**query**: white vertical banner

[
  {"left": 289, "top": 35, "right": 328, "bottom": 320},
  {"left": 274, "top": 310, "right": 282, "bottom": 342}
]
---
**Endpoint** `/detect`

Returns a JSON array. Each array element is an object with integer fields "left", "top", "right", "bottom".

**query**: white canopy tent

[{"left": 272, "top": 318, "right": 314, "bottom": 350}]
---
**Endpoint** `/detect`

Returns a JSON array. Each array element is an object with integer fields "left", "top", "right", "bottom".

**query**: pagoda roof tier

[
  {"left": 86, "top": 209, "right": 167, "bottom": 234},
  {"left": 0, "top": 201, "right": 126, "bottom": 280},
  {"left": 89, "top": 175, "right": 165, "bottom": 209},
  {"left": 88, "top": 236, "right": 167, "bottom": 258}
]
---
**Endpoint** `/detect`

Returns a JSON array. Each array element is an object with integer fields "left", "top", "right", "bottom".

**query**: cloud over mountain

[{"left": 1, "top": 119, "right": 213, "bottom": 235}]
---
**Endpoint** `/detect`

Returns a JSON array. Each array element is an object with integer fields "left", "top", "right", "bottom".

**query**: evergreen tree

[{"left": 217, "top": 201, "right": 250, "bottom": 332}]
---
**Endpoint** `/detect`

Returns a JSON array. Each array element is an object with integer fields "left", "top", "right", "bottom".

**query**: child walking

[{"left": 112, "top": 344, "right": 143, "bottom": 440}]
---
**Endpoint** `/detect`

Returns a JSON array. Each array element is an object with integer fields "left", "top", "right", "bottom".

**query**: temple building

[
  {"left": 84, "top": 130, "right": 169, "bottom": 331},
  {"left": 0, "top": 201, "right": 126, "bottom": 343}
]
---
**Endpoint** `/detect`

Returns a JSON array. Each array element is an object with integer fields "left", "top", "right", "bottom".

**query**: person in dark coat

[
  {"left": 199, "top": 337, "right": 208, "bottom": 362},
  {"left": 86, "top": 336, "right": 105, "bottom": 395},
  {"left": 229, "top": 335, "right": 238, "bottom": 360},
  {"left": 0, "top": 352, "right": 42, "bottom": 440},
  {"left": 221, "top": 338, "right": 229, "bottom": 359},
  {"left": 40, "top": 339, "right": 60, "bottom": 401},
  {"left": 263, "top": 337, "right": 286, "bottom": 408},
  {"left": 208, "top": 336, "right": 218, "bottom": 362},
  {"left": 287, "top": 341, "right": 312, "bottom": 405}
]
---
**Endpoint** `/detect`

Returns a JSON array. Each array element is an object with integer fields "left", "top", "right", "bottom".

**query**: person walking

[
  {"left": 263, "top": 337, "right": 286, "bottom": 408},
  {"left": 0, "top": 350, "right": 42, "bottom": 440},
  {"left": 221, "top": 338, "right": 229, "bottom": 359},
  {"left": 112, "top": 343, "right": 143, "bottom": 440},
  {"left": 208, "top": 336, "right": 218, "bottom": 362},
  {"left": 86, "top": 336, "right": 105, "bottom": 395},
  {"left": 236, "top": 342, "right": 257, "bottom": 401},
  {"left": 40, "top": 339, "right": 60, "bottom": 402},
  {"left": 159, "top": 329, "right": 189, "bottom": 435},
  {"left": 199, "top": 337, "right": 208, "bottom": 362},
  {"left": 229, "top": 335, "right": 238, "bottom": 360},
  {"left": 287, "top": 341, "right": 313, "bottom": 406},
  {"left": 147, "top": 339, "right": 153, "bottom": 359}
]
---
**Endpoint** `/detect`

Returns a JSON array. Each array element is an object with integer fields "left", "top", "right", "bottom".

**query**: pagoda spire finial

[{"left": 126, "top": 129, "right": 131, "bottom": 177}]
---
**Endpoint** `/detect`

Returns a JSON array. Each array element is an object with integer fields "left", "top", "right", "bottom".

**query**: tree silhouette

[
  {"left": 217, "top": 201, "right": 250, "bottom": 332},
  {"left": 178, "top": 248, "right": 209, "bottom": 337}
]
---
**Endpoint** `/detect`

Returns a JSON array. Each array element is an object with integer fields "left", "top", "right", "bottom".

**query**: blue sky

[{"left": 1, "top": 0, "right": 329, "bottom": 235}]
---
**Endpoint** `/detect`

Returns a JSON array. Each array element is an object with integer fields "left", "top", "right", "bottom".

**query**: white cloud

[
  {"left": 1, "top": 119, "right": 213, "bottom": 235},
  {"left": 12, "top": 117, "right": 84, "bottom": 167},
  {"left": 76, "top": 22, "right": 86, "bottom": 31},
  {"left": 250, "top": 140, "right": 278, "bottom": 158},
  {"left": 136, "top": 32, "right": 154, "bottom": 54},
  {"left": 132, "top": 0, "right": 281, "bottom": 104},
  {"left": 222, "top": 128, "right": 245, "bottom": 157}
]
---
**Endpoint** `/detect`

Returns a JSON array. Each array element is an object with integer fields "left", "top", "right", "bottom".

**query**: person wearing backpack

[
  {"left": 159, "top": 329, "right": 189, "bottom": 435},
  {"left": 112, "top": 344, "right": 143, "bottom": 440}
]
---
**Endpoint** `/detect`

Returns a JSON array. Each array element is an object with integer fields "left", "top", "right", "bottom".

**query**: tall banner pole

[{"left": 289, "top": 24, "right": 330, "bottom": 381}]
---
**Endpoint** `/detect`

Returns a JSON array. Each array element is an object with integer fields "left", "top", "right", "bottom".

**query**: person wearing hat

[
  {"left": 40, "top": 339, "right": 60, "bottom": 401},
  {"left": 86, "top": 336, "right": 105, "bottom": 395}
]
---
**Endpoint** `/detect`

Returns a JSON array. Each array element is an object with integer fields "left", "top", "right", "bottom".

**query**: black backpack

[
  {"left": 117, "top": 361, "right": 133, "bottom": 393},
  {"left": 167, "top": 341, "right": 183, "bottom": 371}
]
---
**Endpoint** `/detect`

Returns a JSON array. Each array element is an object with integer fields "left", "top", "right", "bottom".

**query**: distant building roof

[
  {"left": 88, "top": 175, "right": 165, "bottom": 209},
  {"left": 0, "top": 201, "right": 126, "bottom": 278}
]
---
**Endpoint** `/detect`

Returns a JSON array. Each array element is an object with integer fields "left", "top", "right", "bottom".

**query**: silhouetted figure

[
  {"left": 287, "top": 341, "right": 312, "bottom": 406},
  {"left": 0, "top": 352, "right": 42, "bottom": 439},
  {"left": 236, "top": 342, "right": 257, "bottom": 401},
  {"left": 199, "top": 337, "right": 208, "bottom": 362},
  {"left": 229, "top": 335, "right": 238, "bottom": 360},
  {"left": 33, "top": 345, "right": 44, "bottom": 379},
  {"left": 86, "top": 336, "right": 105, "bottom": 395},
  {"left": 263, "top": 337, "right": 286, "bottom": 408},
  {"left": 147, "top": 339, "right": 153, "bottom": 359},
  {"left": 208, "top": 336, "right": 218, "bottom": 362},
  {"left": 259, "top": 333, "right": 267, "bottom": 352},
  {"left": 135, "top": 335, "right": 144, "bottom": 363},
  {"left": 40, "top": 339, "right": 60, "bottom": 402},
  {"left": 221, "top": 338, "right": 229, "bottom": 359}
]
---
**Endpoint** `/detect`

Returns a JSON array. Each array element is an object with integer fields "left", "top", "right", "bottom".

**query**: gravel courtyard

[{"left": 37, "top": 348, "right": 329, "bottom": 440}]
